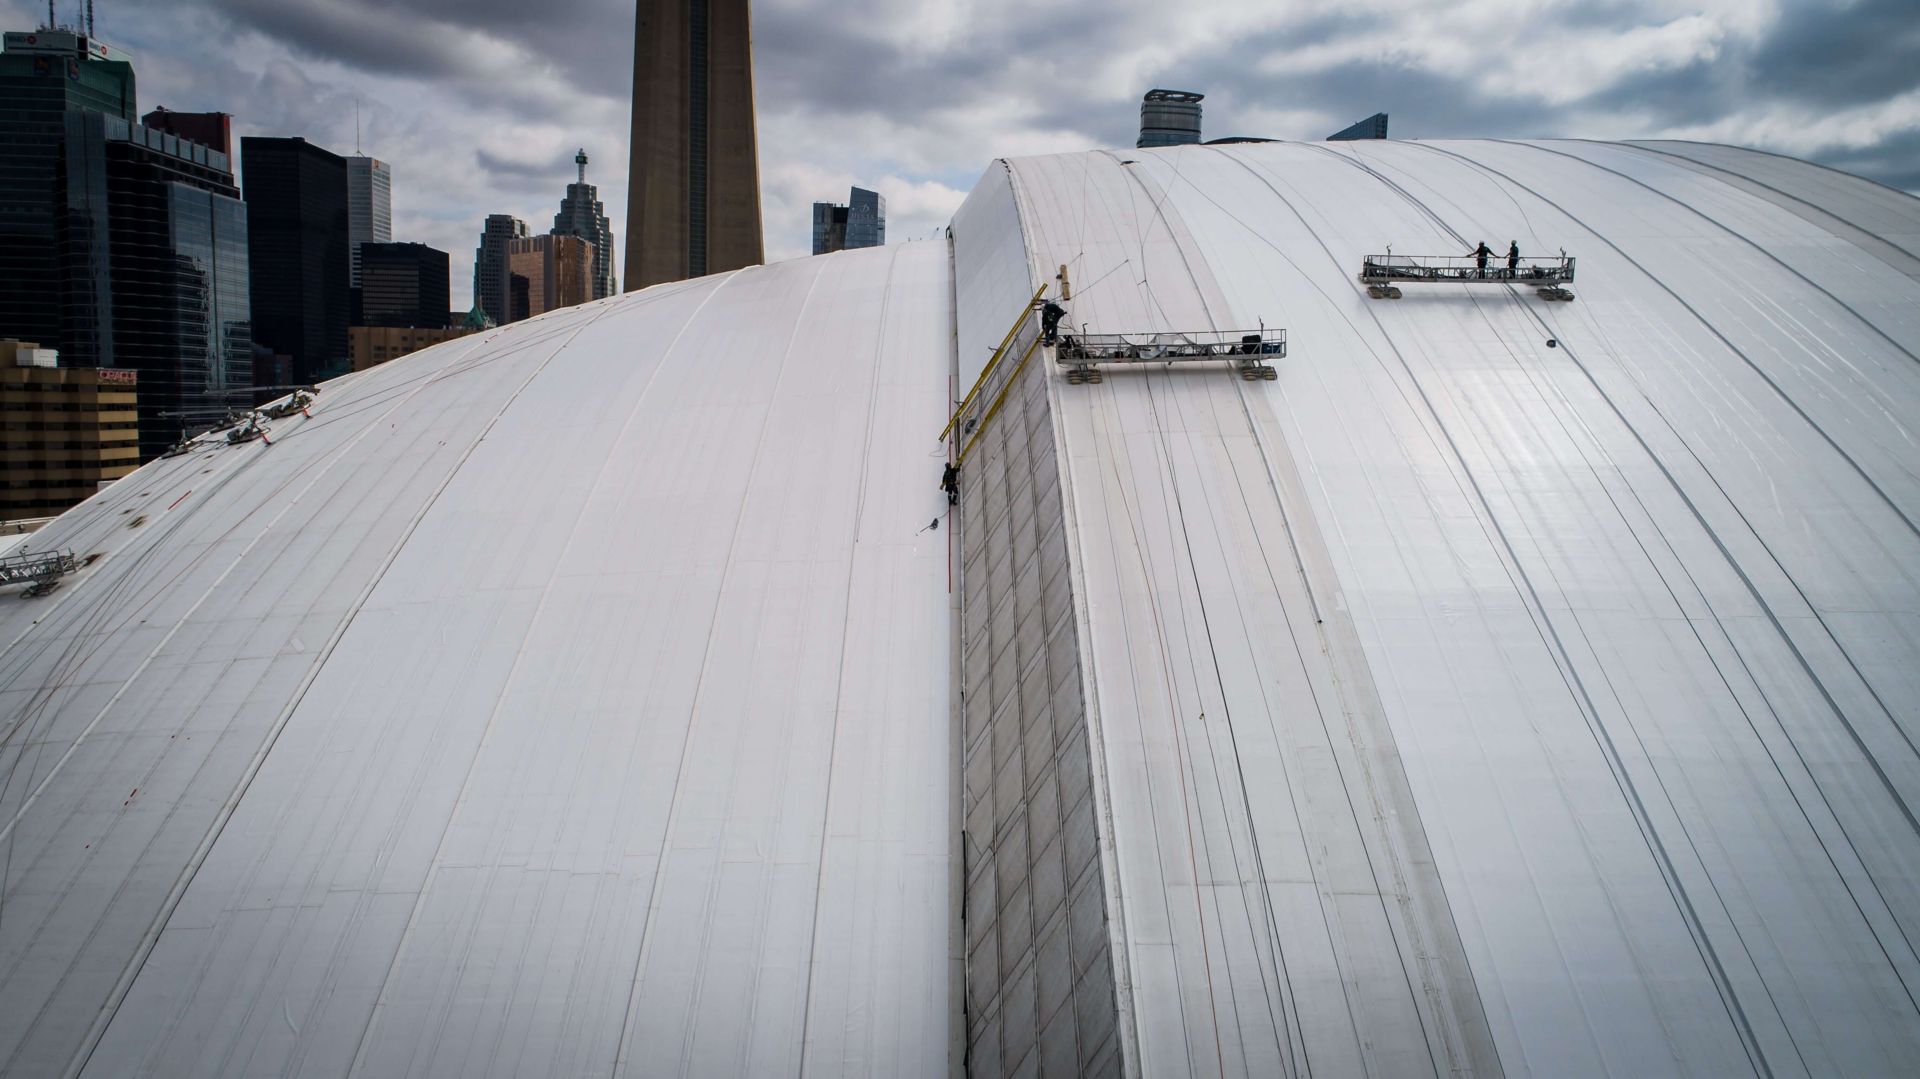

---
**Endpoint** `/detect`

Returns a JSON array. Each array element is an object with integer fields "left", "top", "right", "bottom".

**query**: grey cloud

[
  {"left": 17, "top": 0, "right": 1917, "bottom": 306},
  {"left": 1749, "top": 0, "right": 1920, "bottom": 108}
]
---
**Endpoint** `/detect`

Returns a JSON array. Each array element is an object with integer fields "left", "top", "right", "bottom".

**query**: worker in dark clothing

[
  {"left": 940, "top": 463, "right": 960, "bottom": 506},
  {"left": 1470, "top": 241, "right": 1493, "bottom": 276},
  {"left": 1507, "top": 241, "right": 1521, "bottom": 278},
  {"left": 1039, "top": 301, "right": 1068, "bottom": 345}
]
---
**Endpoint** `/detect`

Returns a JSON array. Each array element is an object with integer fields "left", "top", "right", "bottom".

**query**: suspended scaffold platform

[
  {"left": 0, "top": 549, "right": 80, "bottom": 597},
  {"left": 1056, "top": 328, "right": 1287, "bottom": 384},
  {"left": 1361, "top": 253, "right": 1576, "bottom": 301}
]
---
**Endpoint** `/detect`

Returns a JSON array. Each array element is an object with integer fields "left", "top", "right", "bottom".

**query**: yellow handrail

[
  {"left": 956, "top": 330, "right": 1046, "bottom": 468},
  {"left": 939, "top": 284, "right": 1047, "bottom": 443}
]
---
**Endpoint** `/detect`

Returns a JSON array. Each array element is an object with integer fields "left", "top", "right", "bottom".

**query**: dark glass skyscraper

[
  {"left": 811, "top": 186, "right": 885, "bottom": 255},
  {"left": 0, "top": 29, "right": 136, "bottom": 352},
  {"left": 359, "top": 242, "right": 450, "bottom": 329},
  {"left": 553, "top": 150, "right": 616, "bottom": 301},
  {"left": 473, "top": 214, "right": 528, "bottom": 325},
  {"left": 1328, "top": 112, "right": 1389, "bottom": 141},
  {"left": 1, "top": 29, "right": 252, "bottom": 458},
  {"left": 243, "top": 136, "right": 350, "bottom": 385}
]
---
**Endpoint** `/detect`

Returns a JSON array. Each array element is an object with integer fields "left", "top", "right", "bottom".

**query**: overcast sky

[{"left": 12, "top": 0, "right": 1919, "bottom": 308}]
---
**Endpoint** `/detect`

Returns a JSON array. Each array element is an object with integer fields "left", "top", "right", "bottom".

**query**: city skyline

[{"left": 12, "top": 1, "right": 1914, "bottom": 310}]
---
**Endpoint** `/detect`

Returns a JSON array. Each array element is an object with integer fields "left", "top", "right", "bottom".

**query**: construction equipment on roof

[
  {"left": 1056, "top": 328, "right": 1287, "bottom": 384},
  {"left": 1361, "top": 253, "right": 1576, "bottom": 301},
  {"left": 259, "top": 389, "right": 316, "bottom": 420},
  {"left": 227, "top": 416, "right": 270, "bottom": 445},
  {"left": 0, "top": 548, "right": 79, "bottom": 597}
]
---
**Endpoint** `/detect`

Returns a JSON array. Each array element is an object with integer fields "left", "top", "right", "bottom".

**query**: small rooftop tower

[
  {"left": 576, "top": 148, "right": 588, "bottom": 185},
  {"left": 1138, "top": 89, "right": 1204, "bottom": 148}
]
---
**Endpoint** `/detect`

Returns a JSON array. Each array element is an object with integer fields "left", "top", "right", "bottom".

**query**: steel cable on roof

[
  {"left": 1424, "top": 149, "right": 1920, "bottom": 1009},
  {"left": 1127, "top": 211, "right": 1339, "bottom": 1079},
  {"left": 1458, "top": 285, "right": 1827, "bottom": 1072},
  {"left": 1513, "top": 138, "right": 1920, "bottom": 371},
  {"left": 1068, "top": 159, "right": 1236, "bottom": 1077},
  {"left": 1351, "top": 139, "right": 1906, "bottom": 998},
  {"left": 1123, "top": 150, "right": 1339, "bottom": 1077},
  {"left": 1154, "top": 147, "right": 1507, "bottom": 1075},
  {"left": 1213, "top": 143, "right": 1778, "bottom": 1078},
  {"left": 1296, "top": 141, "right": 1783, "bottom": 1075},
  {"left": 1413, "top": 141, "right": 1920, "bottom": 819},
  {"left": 1602, "top": 141, "right": 1920, "bottom": 267},
  {"left": 1106, "top": 149, "right": 1392, "bottom": 1076},
  {"left": 1464, "top": 276, "right": 1920, "bottom": 1035}
]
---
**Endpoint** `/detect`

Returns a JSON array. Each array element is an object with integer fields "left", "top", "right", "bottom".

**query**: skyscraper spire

[
  {"left": 624, "top": 0, "right": 763, "bottom": 290},
  {"left": 555, "top": 150, "right": 617, "bottom": 302}
]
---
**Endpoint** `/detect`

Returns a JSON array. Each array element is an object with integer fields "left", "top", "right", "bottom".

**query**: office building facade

[
  {"left": 813, "top": 186, "right": 886, "bottom": 254},
  {"left": 473, "top": 214, "right": 528, "bottom": 325},
  {"left": 347, "top": 325, "right": 472, "bottom": 372},
  {"left": 141, "top": 107, "right": 231, "bottom": 157},
  {"left": 244, "top": 136, "right": 349, "bottom": 386},
  {"left": 346, "top": 155, "right": 392, "bottom": 287},
  {"left": 625, "top": 0, "right": 763, "bottom": 289},
  {"left": 358, "top": 242, "right": 450, "bottom": 329},
  {"left": 0, "top": 28, "right": 136, "bottom": 353},
  {"left": 507, "top": 234, "right": 591, "bottom": 319},
  {"left": 553, "top": 149, "right": 616, "bottom": 300},
  {"left": 1, "top": 32, "right": 251, "bottom": 457}
]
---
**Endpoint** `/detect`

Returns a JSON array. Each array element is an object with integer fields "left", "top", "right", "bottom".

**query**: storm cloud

[{"left": 13, "top": 0, "right": 1917, "bottom": 306}]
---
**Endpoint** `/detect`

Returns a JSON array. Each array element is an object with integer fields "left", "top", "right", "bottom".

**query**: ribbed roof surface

[
  {"left": 0, "top": 138, "right": 1917, "bottom": 1078},
  {"left": 984, "top": 138, "right": 1920, "bottom": 1076},
  {"left": 0, "top": 244, "right": 954, "bottom": 1077}
]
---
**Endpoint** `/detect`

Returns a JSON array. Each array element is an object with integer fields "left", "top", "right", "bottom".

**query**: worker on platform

[
  {"left": 1471, "top": 241, "right": 1493, "bottom": 276},
  {"left": 1039, "top": 301, "right": 1068, "bottom": 345},
  {"left": 1507, "top": 241, "right": 1521, "bottom": 278},
  {"left": 941, "top": 463, "right": 960, "bottom": 506}
]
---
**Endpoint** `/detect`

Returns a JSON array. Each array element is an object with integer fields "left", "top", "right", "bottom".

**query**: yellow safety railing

[
  {"left": 956, "top": 330, "right": 1047, "bottom": 468},
  {"left": 939, "top": 284, "right": 1047, "bottom": 443}
]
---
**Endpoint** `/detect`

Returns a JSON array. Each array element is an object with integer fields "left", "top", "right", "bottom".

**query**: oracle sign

[{"left": 96, "top": 369, "right": 138, "bottom": 385}]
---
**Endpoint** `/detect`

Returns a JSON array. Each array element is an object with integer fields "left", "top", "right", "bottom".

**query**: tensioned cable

[
  {"left": 1462, "top": 276, "right": 1920, "bottom": 1025},
  {"left": 1409, "top": 141, "right": 1920, "bottom": 821},
  {"left": 1218, "top": 144, "right": 1775, "bottom": 1077}
]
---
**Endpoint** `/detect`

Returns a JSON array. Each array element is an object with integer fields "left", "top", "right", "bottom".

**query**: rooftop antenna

[
  {"left": 86, "top": 0, "right": 94, "bottom": 36},
  {"left": 354, "top": 98, "right": 362, "bottom": 154},
  {"left": 46, "top": 1, "right": 54, "bottom": 31}
]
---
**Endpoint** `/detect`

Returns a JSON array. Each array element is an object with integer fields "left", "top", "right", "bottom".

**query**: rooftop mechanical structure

[{"left": 3, "top": 138, "right": 1920, "bottom": 1077}]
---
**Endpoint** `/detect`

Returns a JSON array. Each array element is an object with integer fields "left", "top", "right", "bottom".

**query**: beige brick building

[
  {"left": 0, "top": 341, "right": 140, "bottom": 519},
  {"left": 348, "top": 326, "right": 475, "bottom": 372}
]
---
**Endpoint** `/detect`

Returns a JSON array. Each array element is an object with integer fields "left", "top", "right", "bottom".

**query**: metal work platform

[
  {"left": 1361, "top": 253, "right": 1576, "bottom": 300},
  {"left": 0, "top": 548, "right": 79, "bottom": 597},
  {"left": 1056, "top": 328, "right": 1287, "bottom": 383}
]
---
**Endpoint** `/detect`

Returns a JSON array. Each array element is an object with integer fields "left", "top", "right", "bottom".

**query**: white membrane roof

[
  {"left": 993, "top": 139, "right": 1920, "bottom": 1076},
  {"left": 0, "top": 242, "right": 954, "bottom": 1077},
  {"left": 1, "top": 137, "right": 1918, "bottom": 1078}
]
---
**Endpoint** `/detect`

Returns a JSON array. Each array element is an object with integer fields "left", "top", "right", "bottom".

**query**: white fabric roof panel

[
  {"left": 5, "top": 135, "right": 1919, "bottom": 1079},
  {"left": 0, "top": 243, "right": 955, "bottom": 1077},
  {"left": 998, "top": 140, "right": 1920, "bottom": 1076}
]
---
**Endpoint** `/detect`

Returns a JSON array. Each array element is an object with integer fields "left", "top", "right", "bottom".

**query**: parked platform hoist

[
  {"left": 1055, "top": 327, "right": 1288, "bottom": 384},
  {"left": 0, "top": 548, "right": 80, "bottom": 598},
  {"left": 1361, "top": 249, "right": 1576, "bottom": 301}
]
